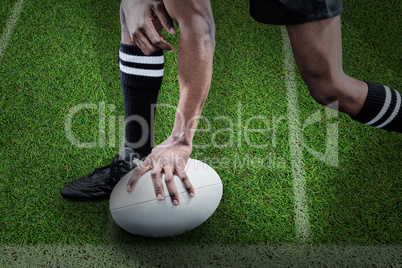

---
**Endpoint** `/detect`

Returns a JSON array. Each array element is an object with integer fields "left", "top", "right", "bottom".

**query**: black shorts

[{"left": 249, "top": 0, "right": 343, "bottom": 25}]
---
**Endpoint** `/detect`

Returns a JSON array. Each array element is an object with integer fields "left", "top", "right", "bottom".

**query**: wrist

[{"left": 169, "top": 131, "right": 193, "bottom": 147}]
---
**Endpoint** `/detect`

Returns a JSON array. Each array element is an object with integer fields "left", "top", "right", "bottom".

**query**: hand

[
  {"left": 121, "top": 0, "right": 176, "bottom": 55},
  {"left": 127, "top": 136, "right": 195, "bottom": 206}
]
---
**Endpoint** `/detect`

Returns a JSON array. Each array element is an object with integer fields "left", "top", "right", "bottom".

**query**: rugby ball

[{"left": 109, "top": 158, "right": 223, "bottom": 238}]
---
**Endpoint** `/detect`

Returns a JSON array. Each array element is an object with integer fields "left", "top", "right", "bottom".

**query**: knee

[{"left": 301, "top": 72, "right": 343, "bottom": 106}]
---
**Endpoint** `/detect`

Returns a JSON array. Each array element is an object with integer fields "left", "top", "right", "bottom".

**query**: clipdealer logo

[
  {"left": 301, "top": 101, "right": 339, "bottom": 167},
  {"left": 64, "top": 101, "right": 338, "bottom": 168}
]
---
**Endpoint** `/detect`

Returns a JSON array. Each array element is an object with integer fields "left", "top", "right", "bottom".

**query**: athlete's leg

[
  {"left": 287, "top": 16, "right": 366, "bottom": 115},
  {"left": 60, "top": 4, "right": 165, "bottom": 201},
  {"left": 119, "top": 5, "right": 163, "bottom": 158},
  {"left": 286, "top": 16, "right": 401, "bottom": 132}
]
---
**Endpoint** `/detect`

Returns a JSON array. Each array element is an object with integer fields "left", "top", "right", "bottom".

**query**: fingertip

[
  {"left": 173, "top": 199, "right": 179, "bottom": 206},
  {"left": 157, "top": 193, "right": 163, "bottom": 200},
  {"left": 189, "top": 192, "right": 195, "bottom": 198},
  {"left": 126, "top": 184, "right": 132, "bottom": 192},
  {"left": 169, "top": 27, "right": 176, "bottom": 35}
]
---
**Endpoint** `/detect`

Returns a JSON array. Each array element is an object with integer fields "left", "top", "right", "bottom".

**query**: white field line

[
  {"left": 0, "top": 0, "right": 25, "bottom": 60},
  {"left": 281, "top": 26, "right": 311, "bottom": 243}
]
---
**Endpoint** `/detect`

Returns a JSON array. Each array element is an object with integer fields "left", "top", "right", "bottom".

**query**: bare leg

[
  {"left": 286, "top": 16, "right": 367, "bottom": 116},
  {"left": 119, "top": 3, "right": 165, "bottom": 158},
  {"left": 120, "top": 6, "right": 135, "bottom": 45}
]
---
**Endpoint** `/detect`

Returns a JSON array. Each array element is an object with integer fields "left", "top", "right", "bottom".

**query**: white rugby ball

[{"left": 109, "top": 158, "right": 223, "bottom": 238}]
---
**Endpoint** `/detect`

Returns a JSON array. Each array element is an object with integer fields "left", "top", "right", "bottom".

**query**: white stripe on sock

[
  {"left": 119, "top": 62, "right": 164, "bottom": 77},
  {"left": 119, "top": 51, "right": 164, "bottom": 64},
  {"left": 376, "top": 88, "right": 401, "bottom": 129},
  {"left": 366, "top": 86, "right": 392, "bottom": 126}
]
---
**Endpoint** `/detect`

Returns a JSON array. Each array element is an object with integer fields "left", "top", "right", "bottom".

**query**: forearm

[
  {"left": 172, "top": 27, "right": 215, "bottom": 144},
  {"left": 164, "top": 0, "right": 215, "bottom": 144}
]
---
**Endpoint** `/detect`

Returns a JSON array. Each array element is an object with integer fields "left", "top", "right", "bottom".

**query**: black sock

[
  {"left": 119, "top": 43, "right": 164, "bottom": 158},
  {"left": 352, "top": 82, "right": 401, "bottom": 133}
]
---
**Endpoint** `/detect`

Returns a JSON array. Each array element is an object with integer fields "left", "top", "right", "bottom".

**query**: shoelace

[
  {"left": 108, "top": 155, "right": 129, "bottom": 186},
  {"left": 80, "top": 164, "right": 113, "bottom": 182}
]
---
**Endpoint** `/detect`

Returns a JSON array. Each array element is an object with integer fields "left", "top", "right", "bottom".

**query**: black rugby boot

[{"left": 61, "top": 148, "right": 139, "bottom": 201}]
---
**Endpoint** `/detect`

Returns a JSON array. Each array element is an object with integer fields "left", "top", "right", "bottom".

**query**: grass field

[{"left": 0, "top": 0, "right": 401, "bottom": 266}]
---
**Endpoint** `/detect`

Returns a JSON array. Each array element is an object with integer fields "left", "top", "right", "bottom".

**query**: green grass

[{"left": 0, "top": 0, "right": 400, "bottom": 255}]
